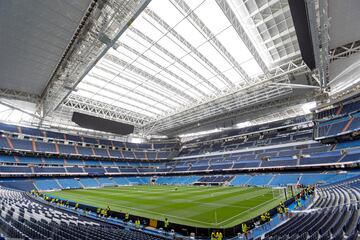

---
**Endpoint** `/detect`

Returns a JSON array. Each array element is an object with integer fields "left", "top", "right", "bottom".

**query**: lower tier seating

[
  {"left": 0, "top": 188, "right": 163, "bottom": 240},
  {"left": 0, "top": 172, "right": 358, "bottom": 191},
  {"left": 262, "top": 176, "right": 360, "bottom": 240}
]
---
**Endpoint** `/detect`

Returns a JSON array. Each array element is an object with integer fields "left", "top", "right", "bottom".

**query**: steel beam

[
  {"left": 63, "top": 95, "right": 153, "bottom": 126},
  {"left": 138, "top": 59, "right": 309, "bottom": 133},
  {"left": 141, "top": 79, "right": 293, "bottom": 133},
  {"left": 215, "top": 0, "right": 269, "bottom": 73},
  {"left": 330, "top": 40, "right": 360, "bottom": 61},
  {"left": 0, "top": 100, "right": 41, "bottom": 120},
  {"left": 144, "top": 8, "right": 235, "bottom": 88},
  {"left": 41, "top": 0, "right": 152, "bottom": 118},
  {"left": 173, "top": 0, "right": 252, "bottom": 83},
  {"left": 93, "top": 64, "right": 184, "bottom": 106},
  {"left": 154, "top": 93, "right": 312, "bottom": 136},
  {"left": 129, "top": 27, "right": 220, "bottom": 92},
  {"left": 104, "top": 53, "right": 196, "bottom": 102},
  {"left": 269, "top": 82, "right": 321, "bottom": 89},
  {"left": 117, "top": 42, "right": 208, "bottom": 97},
  {"left": 319, "top": 0, "right": 330, "bottom": 89},
  {"left": 88, "top": 71, "right": 175, "bottom": 110},
  {"left": 0, "top": 88, "right": 40, "bottom": 103},
  {"left": 76, "top": 85, "right": 161, "bottom": 116},
  {"left": 248, "top": 0, "right": 281, "bottom": 18}
]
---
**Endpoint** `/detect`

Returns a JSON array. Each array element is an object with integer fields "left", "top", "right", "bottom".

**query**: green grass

[{"left": 46, "top": 185, "right": 285, "bottom": 228}]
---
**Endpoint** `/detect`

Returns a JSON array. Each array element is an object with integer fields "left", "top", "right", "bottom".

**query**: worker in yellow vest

[
  {"left": 210, "top": 231, "right": 216, "bottom": 240},
  {"left": 125, "top": 212, "right": 129, "bottom": 221},
  {"left": 280, "top": 201, "right": 285, "bottom": 210},
  {"left": 284, "top": 207, "right": 289, "bottom": 218},
  {"left": 260, "top": 214, "right": 267, "bottom": 229},
  {"left": 242, "top": 223, "right": 248, "bottom": 239},
  {"left": 216, "top": 231, "right": 223, "bottom": 240},
  {"left": 164, "top": 218, "right": 170, "bottom": 231},
  {"left": 135, "top": 219, "right": 141, "bottom": 229},
  {"left": 277, "top": 206, "right": 284, "bottom": 220}
]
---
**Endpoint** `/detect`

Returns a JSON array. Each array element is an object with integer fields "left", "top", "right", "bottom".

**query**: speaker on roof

[
  {"left": 288, "top": 0, "right": 316, "bottom": 70},
  {"left": 71, "top": 112, "right": 134, "bottom": 135}
]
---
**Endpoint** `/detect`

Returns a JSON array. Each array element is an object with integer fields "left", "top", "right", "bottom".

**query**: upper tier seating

[
  {"left": 180, "top": 129, "right": 314, "bottom": 157},
  {"left": 315, "top": 97, "right": 360, "bottom": 139},
  {"left": 0, "top": 140, "right": 358, "bottom": 175},
  {"left": 170, "top": 140, "right": 353, "bottom": 173},
  {"left": 185, "top": 115, "right": 310, "bottom": 144},
  {"left": 0, "top": 137, "right": 173, "bottom": 160},
  {"left": 11, "top": 138, "right": 33, "bottom": 151},
  {"left": 0, "top": 123, "right": 177, "bottom": 154},
  {"left": 316, "top": 98, "right": 360, "bottom": 120}
]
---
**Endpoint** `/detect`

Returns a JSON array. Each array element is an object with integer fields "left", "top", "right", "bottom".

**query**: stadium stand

[
  {"left": 0, "top": 123, "right": 176, "bottom": 162},
  {"left": 2, "top": 0, "right": 360, "bottom": 239},
  {"left": 262, "top": 176, "right": 360, "bottom": 240},
  {"left": 0, "top": 188, "right": 163, "bottom": 240},
  {"left": 0, "top": 112, "right": 359, "bottom": 239},
  {"left": 1, "top": 172, "right": 358, "bottom": 192}
]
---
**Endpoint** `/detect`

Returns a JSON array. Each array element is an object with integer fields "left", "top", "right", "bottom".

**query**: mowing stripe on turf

[{"left": 47, "top": 186, "right": 284, "bottom": 228}]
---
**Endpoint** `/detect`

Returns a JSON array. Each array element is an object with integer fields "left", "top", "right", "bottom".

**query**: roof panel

[
  {"left": 157, "top": 36, "right": 189, "bottom": 59},
  {"left": 66, "top": 0, "right": 301, "bottom": 127},
  {"left": 131, "top": 16, "right": 164, "bottom": 41},
  {"left": 222, "top": 68, "right": 245, "bottom": 85},
  {"left": 148, "top": 0, "right": 184, "bottom": 28},
  {"left": 240, "top": 59, "right": 263, "bottom": 77},
  {"left": 193, "top": 0, "right": 231, "bottom": 35},
  {"left": 196, "top": 41, "right": 233, "bottom": 72},
  {"left": 174, "top": 18, "right": 208, "bottom": 48},
  {"left": 181, "top": 53, "right": 215, "bottom": 79},
  {"left": 167, "top": 63, "right": 200, "bottom": 85},
  {"left": 216, "top": 27, "right": 254, "bottom": 65},
  {"left": 0, "top": 0, "right": 92, "bottom": 94}
]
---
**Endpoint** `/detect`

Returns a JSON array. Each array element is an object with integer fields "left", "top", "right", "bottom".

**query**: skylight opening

[
  {"left": 178, "top": 128, "right": 223, "bottom": 138},
  {"left": 72, "top": 0, "right": 301, "bottom": 122},
  {"left": 235, "top": 121, "right": 252, "bottom": 129},
  {"left": 0, "top": 103, "right": 33, "bottom": 124}
]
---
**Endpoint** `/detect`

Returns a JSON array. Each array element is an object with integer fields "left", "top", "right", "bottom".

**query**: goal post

[{"left": 271, "top": 186, "right": 288, "bottom": 200}]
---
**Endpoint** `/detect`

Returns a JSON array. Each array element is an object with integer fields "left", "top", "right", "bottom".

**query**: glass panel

[
  {"left": 75, "top": 89, "right": 94, "bottom": 98},
  {"left": 240, "top": 58, "right": 263, "bottom": 77},
  {"left": 193, "top": 0, "right": 230, "bottom": 35},
  {"left": 157, "top": 36, "right": 188, "bottom": 59},
  {"left": 174, "top": 18, "right": 208, "bottom": 48},
  {"left": 222, "top": 68, "right": 245, "bottom": 85},
  {"left": 78, "top": 82, "right": 101, "bottom": 94},
  {"left": 207, "top": 76, "right": 227, "bottom": 90},
  {"left": 148, "top": 0, "right": 184, "bottom": 28},
  {"left": 143, "top": 48, "right": 174, "bottom": 67},
  {"left": 181, "top": 53, "right": 214, "bottom": 79},
  {"left": 196, "top": 41, "right": 232, "bottom": 72}
]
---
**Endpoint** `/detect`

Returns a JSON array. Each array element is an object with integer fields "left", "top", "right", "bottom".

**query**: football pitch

[{"left": 47, "top": 185, "right": 285, "bottom": 228}]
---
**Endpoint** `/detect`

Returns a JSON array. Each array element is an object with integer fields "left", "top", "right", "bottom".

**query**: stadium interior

[{"left": 0, "top": 0, "right": 360, "bottom": 239}]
